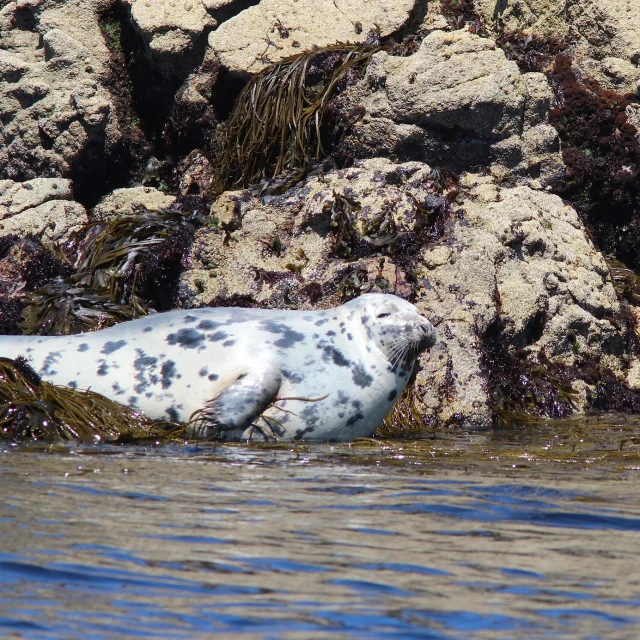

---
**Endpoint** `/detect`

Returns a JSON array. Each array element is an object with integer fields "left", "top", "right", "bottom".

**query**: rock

[
  {"left": 124, "top": 0, "right": 216, "bottom": 76},
  {"left": 0, "top": 178, "right": 87, "bottom": 240},
  {"left": 180, "top": 158, "right": 625, "bottom": 428},
  {"left": 474, "top": 0, "right": 640, "bottom": 93},
  {"left": 91, "top": 187, "right": 177, "bottom": 221},
  {"left": 335, "top": 30, "right": 563, "bottom": 186},
  {"left": 207, "top": 0, "right": 417, "bottom": 74},
  {"left": 416, "top": 174, "right": 623, "bottom": 425},
  {"left": 0, "top": 178, "right": 72, "bottom": 216},
  {"left": 0, "top": 0, "right": 125, "bottom": 188}
]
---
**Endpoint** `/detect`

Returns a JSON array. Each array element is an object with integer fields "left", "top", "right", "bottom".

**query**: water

[{"left": 2, "top": 416, "right": 640, "bottom": 639}]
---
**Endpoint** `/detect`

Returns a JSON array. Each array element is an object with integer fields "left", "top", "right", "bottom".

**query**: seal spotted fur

[{"left": 0, "top": 294, "right": 437, "bottom": 442}]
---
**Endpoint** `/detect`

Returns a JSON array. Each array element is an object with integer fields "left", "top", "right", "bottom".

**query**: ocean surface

[{"left": 3, "top": 416, "right": 640, "bottom": 639}]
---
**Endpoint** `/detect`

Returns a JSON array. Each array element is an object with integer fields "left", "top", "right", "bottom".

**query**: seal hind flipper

[{"left": 187, "top": 368, "right": 282, "bottom": 441}]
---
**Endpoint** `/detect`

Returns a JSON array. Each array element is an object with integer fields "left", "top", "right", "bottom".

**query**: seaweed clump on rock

[
  {"left": 212, "top": 45, "right": 381, "bottom": 195},
  {"left": 0, "top": 357, "right": 176, "bottom": 444},
  {"left": 21, "top": 206, "right": 200, "bottom": 336},
  {"left": 547, "top": 55, "right": 640, "bottom": 272},
  {"left": 481, "top": 320, "right": 578, "bottom": 425}
]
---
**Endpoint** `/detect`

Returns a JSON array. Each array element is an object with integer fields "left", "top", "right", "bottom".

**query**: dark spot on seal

[
  {"left": 68, "top": 381, "right": 77, "bottom": 389},
  {"left": 112, "top": 382, "right": 126, "bottom": 396},
  {"left": 208, "top": 331, "right": 229, "bottom": 342},
  {"left": 129, "top": 396, "right": 138, "bottom": 407},
  {"left": 339, "top": 322, "right": 345, "bottom": 327},
  {"left": 97, "top": 361, "right": 109, "bottom": 376},
  {"left": 282, "top": 369, "right": 304, "bottom": 383},
  {"left": 208, "top": 373, "right": 219, "bottom": 381},
  {"left": 77, "top": 343, "right": 90, "bottom": 352},
  {"left": 40, "top": 351, "right": 61, "bottom": 375},
  {"left": 326, "top": 330, "right": 336, "bottom": 337},
  {"left": 361, "top": 315, "right": 369, "bottom": 324},
  {"left": 133, "top": 349, "right": 159, "bottom": 393},
  {"left": 199, "top": 367, "right": 208, "bottom": 377},
  {"left": 222, "top": 340, "right": 236, "bottom": 347},
  {"left": 166, "top": 328, "right": 205, "bottom": 349},
  {"left": 347, "top": 333, "right": 353, "bottom": 340},
  {"left": 143, "top": 326, "right": 153, "bottom": 333},
  {"left": 352, "top": 363, "right": 373, "bottom": 388},
  {"left": 387, "top": 389, "right": 397, "bottom": 401},
  {"left": 314, "top": 319, "right": 328, "bottom": 326},
  {"left": 345, "top": 412, "right": 364, "bottom": 427},
  {"left": 351, "top": 399, "right": 362, "bottom": 410},
  {"left": 335, "top": 390, "right": 350, "bottom": 406},
  {"left": 101, "top": 340, "right": 127, "bottom": 355},
  {"left": 321, "top": 345, "right": 350, "bottom": 367},
  {"left": 160, "top": 360, "right": 177, "bottom": 389},
  {"left": 295, "top": 426, "right": 316, "bottom": 439},
  {"left": 166, "top": 407, "right": 179, "bottom": 422},
  {"left": 182, "top": 315, "right": 197, "bottom": 323},
  {"left": 260, "top": 321, "right": 306, "bottom": 349},
  {"left": 198, "top": 320, "right": 221, "bottom": 330}
]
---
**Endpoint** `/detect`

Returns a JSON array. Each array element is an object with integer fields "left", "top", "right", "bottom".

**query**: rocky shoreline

[{"left": 1, "top": 0, "right": 639, "bottom": 436}]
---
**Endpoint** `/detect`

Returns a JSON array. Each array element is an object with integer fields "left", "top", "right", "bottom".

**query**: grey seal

[{"left": 0, "top": 294, "right": 437, "bottom": 442}]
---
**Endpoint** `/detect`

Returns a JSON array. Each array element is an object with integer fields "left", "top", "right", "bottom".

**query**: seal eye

[{"left": 377, "top": 312, "right": 391, "bottom": 319}]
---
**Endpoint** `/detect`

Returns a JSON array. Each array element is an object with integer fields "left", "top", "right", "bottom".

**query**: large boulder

[
  {"left": 122, "top": 0, "right": 217, "bottom": 77},
  {"left": 334, "top": 30, "right": 563, "bottom": 186},
  {"left": 207, "top": 0, "right": 417, "bottom": 74},
  {"left": 0, "top": 0, "right": 126, "bottom": 189},
  {"left": 179, "top": 158, "right": 625, "bottom": 428},
  {"left": 0, "top": 178, "right": 87, "bottom": 240},
  {"left": 474, "top": 0, "right": 640, "bottom": 94}
]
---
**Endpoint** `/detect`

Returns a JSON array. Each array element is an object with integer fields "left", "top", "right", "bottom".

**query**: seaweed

[
  {"left": 482, "top": 320, "right": 578, "bottom": 424},
  {"left": 547, "top": 55, "right": 640, "bottom": 271},
  {"left": 605, "top": 255, "right": 640, "bottom": 306},
  {"left": 0, "top": 357, "right": 176, "bottom": 443},
  {"left": 376, "top": 383, "right": 430, "bottom": 437},
  {"left": 20, "top": 207, "right": 199, "bottom": 335},
  {"left": 212, "top": 44, "right": 381, "bottom": 195},
  {"left": 327, "top": 191, "right": 362, "bottom": 258}
]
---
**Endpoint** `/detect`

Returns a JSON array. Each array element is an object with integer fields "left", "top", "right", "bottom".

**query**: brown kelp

[
  {"left": 20, "top": 207, "right": 199, "bottom": 336},
  {"left": 606, "top": 255, "right": 640, "bottom": 306},
  {"left": 0, "top": 357, "right": 177, "bottom": 443},
  {"left": 213, "top": 45, "right": 380, "bottom": 194},
  {"left": 376, "top": 384, "right": 429, "bottom": 437}
]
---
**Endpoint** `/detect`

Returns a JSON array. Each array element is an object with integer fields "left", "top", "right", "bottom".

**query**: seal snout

[{"left": 416, "top": 321, "right": 438, "bottom": 352}]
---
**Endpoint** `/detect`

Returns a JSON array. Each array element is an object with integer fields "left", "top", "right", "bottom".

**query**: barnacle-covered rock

[
  {"left": 473, "top": 0, "right": 640, "bottom": 93},
  {"left": 0, "top": 178, "right": 87, "bottom": 240},
  {"left": 207, "top": 0, "right": 417, "bottom": 75}
]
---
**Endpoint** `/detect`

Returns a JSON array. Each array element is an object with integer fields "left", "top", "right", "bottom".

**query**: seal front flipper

[{"left": 187, "top": 368, "right": 282, "bottom": 441}]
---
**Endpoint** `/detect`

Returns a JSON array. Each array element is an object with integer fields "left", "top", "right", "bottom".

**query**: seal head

[{"left": 344, "top": 294, "right": 437, "bottom": 370}]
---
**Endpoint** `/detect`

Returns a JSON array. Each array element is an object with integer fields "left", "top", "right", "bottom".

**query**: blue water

[{"left": 2, "top": 434, "right": 640, "bottom": 639}]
